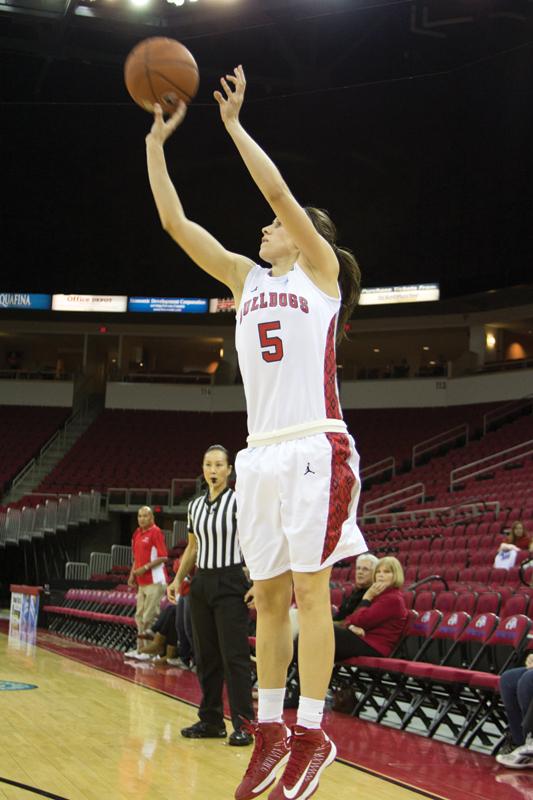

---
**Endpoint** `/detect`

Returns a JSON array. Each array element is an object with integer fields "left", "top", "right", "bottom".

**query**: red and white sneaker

[
  {"left": 268, "top": 725, "right": 337, "bottom": 800},
  {"left": 235, "top": 721, "right": 291, "bottom": 800}
]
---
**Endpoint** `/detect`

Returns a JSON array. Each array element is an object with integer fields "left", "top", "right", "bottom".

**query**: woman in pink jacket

[{"left": 334, "top": 556, "right": 408, "bottom": 659}]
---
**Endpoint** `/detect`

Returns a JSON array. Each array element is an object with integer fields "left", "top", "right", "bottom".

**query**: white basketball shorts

[{"left": 235, "top": 432, "right": 367, "bottom": 581}]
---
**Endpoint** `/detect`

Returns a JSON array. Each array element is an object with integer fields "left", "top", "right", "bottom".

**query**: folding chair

[
  {"left": 455, "top": 591, "right": 478, "bottom": 615},
  {"left": 356, "top": 609, "right": 443, "bottom": 723},
  {"left": 381, "top": 611, "right": 472, "bottom": 732},
  {"left": 435, "top": 591, "right": 457, "bottom": 613},
  {"left": 460, "top": 614, "right": 532, "bottom": 750},
  {"left": 330, "top": 609, "right": 421, "bottom": 719}
]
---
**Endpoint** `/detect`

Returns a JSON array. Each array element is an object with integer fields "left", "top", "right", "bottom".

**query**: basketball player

[{"left": 146, "top": 65, "right": 367, "bottom": 800}]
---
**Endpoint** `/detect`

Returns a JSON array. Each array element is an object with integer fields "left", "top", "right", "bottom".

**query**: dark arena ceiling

[{"left": 1, "top": 0, "right": 533, "bottom": 300}]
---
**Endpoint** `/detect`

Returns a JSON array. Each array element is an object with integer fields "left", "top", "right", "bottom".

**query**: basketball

[{"left": 124, "top": 37, "right": 199, "bottom": 114}]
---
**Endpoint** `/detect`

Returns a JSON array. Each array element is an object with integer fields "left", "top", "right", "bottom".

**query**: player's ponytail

[{"left": 304, "top": 207, "right": 361, "bottom": 343}]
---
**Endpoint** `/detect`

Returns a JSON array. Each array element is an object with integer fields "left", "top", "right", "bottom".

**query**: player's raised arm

[
  {"left": 146, "top": 102, "right": 253, "bottom": 296},
  {"left": 214, "top": 65, "right": 339, "bottom": 284}
]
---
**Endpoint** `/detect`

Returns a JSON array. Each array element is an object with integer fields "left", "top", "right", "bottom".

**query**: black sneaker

[
  {"left": 181, "top": 721, "right": 227, "bottom": 739},
  {"left": 229, "top": 728, "right": 254, "bottom": 747}
]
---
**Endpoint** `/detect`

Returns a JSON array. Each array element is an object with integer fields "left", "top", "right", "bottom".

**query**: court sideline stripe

[
  {"left": 0, "top": 776, "right": 69, "bottom": 799},
  {"left": 16, "top": 634, "right": 452, "bottom": 800}
]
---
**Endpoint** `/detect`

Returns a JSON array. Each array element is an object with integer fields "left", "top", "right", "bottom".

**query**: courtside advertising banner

[
  {"left": 128, "top": 297, "right": 208, "bottom": 313},
  {"left": 359, "top": 284, "right": 440, "bottom": 305},
  {"left": 52, "top": 294, "right": 128, "bottom": 312},
  {"left": 0, "top": 293, "right": 51, "bottom": 310},
  {"left": 210, "top": 298, "right": 236, "bottom": 313},
  {"left": 9, "top": 587, "right": 40, "bottom": 649}
]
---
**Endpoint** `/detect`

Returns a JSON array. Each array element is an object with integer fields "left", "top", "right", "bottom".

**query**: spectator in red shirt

[
  {"left": 124, "top": 506, "right": 168, "bottom": 659},
  {"left": 333, "top": 556, "right": 408, "bottom": 659}
]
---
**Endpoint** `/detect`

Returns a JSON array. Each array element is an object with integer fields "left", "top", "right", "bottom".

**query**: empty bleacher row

[
  {"left": 44, "top": 588, "right": 138, "bottom": 651},
  {"left": 0, "top": 401, "right": 503, "bottom": 500},
  {"left": 37, "top": 409, "right": 248, "bottom": 496},
  {"left": 362, "top": 410, "right": 533, "bottom": 513},
  {"left": 0, "top": 491, "right": 103, "bottom": 546},
  {"left": 0, "top": 405, "right": 70, "bottom": 493},
  {"left": 344, "top": 402, "right": 498, "bottom": 473},
  {"left": 0, "top": 401, "right": 529, "bottom": 515}
]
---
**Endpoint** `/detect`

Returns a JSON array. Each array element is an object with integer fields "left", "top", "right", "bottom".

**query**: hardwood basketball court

[{"left": 0, "top": 627, "right": 526, "bottom": 800}]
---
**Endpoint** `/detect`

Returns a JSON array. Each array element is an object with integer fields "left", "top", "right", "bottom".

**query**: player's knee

[
  {"left": 254, "top": 588, "right": 289, "bottom": 618},
  {"left": 293, "top": 581, "right": 328, "bottom": 616}
]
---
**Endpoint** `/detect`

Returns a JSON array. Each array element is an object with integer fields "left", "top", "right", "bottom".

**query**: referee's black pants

[{"left": 190, "top": 565, "right": 254, "bottom": 731}]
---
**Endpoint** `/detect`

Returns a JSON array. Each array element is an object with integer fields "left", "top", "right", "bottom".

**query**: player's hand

[
  {"left": 146, "top": 102, "right": 187, "bottom": 146},
  {"left": 214, "top": 65, "right": 246, "bottom": 126},
  {"left": 166, "top": 581, "right": 179, "bottom": 604},
  {"left": 526, "top": 653, "right": 533, "bottom": 669},
  {"left": 348, "top": 625, "right": 365, "bottom": 637},
  {"left": 127, "top": 575, "right": 137, "bottom": 589}
]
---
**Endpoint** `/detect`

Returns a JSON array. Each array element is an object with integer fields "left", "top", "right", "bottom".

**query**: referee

[{"left": 167, "top": 444, "right": 254, "bottom": 746}]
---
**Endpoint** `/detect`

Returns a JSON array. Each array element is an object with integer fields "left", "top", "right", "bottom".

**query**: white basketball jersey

[{"left": 235, "top": 263, "right": 343, "bottom": 436}]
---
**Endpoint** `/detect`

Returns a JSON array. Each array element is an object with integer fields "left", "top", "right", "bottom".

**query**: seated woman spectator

[
  {"left": 496, "top": 652, "right": 533, "bottom": 769},
  {"left": 333, "top": 556, "right": 408, "bottom": 660},
  {"left": 495, "top": 522, "right": 533, "bottom": 569},
  {"left": 499, "top": 521, "right": 533, "bottom": 552}
]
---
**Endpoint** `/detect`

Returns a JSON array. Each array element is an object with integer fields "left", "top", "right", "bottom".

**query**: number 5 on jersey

[{"left": 258, "top": 321, "right": 284, "bottom": 363}]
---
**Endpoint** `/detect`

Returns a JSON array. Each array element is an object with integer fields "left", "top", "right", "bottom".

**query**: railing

[
  {"left": 89, "top": 552, "right": 113, "bottom": 576},
  {"left": 436, "top": 499, "right": 501, "bottom": 524},
  {"left": 107, "top": 481, "right": 198, "bottom": 510},
  {"left": 450, "top": 438, "right": 533, "bottom": 491},
  {"left": 65, "top": 562, "right": 90, "bottom": 581},
  {"left": 483, "top": 394, "right": 533, "bottom": 435},
  {"left": 5, "top": 508, "right": 21, "bottom": 543},
  {"left": 44, "top": 500, "right": 58, "bottom": 534},
  {"left": 519, "top": 557, "right": 533, "bottom": 587},
  {"left": 412, "top": 423, "right": 469, "bottom": 468},
  {"left": 172, "top": 520, "right": 189, "bottom": 544},
  {"left": 360, "top": 457, "right": 395, "bottom": 486},
  {"left": 120, "top": 372, "right": 213, "bottom": 385},
  {"left": 407, "top": 574, "right": 449, "bottom": 592},
  {"left": 361, "top": 498, "right": 501, "bottom": 527},
  {"left": 111, "top": 544, "right": 132, "bottom": 568},
  {"left": 0, "top": 369, "right": 74, "bottom": 381},
  {"left": 107, "top": 487, "right": 171, "bottom": 509},
  {"left": 1, "top": 491, "right": 102, "bottom": 548},
  {"left": 57, "top": 497, "right": 70, "bottom": 530},
  {"left": 479, "top": 357, "right": 533, "bottom": 375},
  {"left": 20, "top": 507, "right": 35, "bottom": 541},
  {"left": 34, "top": 505, "right": 46, "bottom": 537},
  {"left": 363, "top": 482, "right": 425, "bottom": 517}
]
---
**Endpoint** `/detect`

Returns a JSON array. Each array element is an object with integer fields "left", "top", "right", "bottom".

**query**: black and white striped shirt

[{"left": 187, "top": 487, "right": 242, "bottom": 569}]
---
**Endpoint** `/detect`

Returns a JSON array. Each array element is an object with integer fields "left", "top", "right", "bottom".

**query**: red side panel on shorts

[
  {"left": 321, "top": 433, "right": 355, "bottom": 563},
  {"left": 323, "top": 314, "right": 342, "bottom": 420}
]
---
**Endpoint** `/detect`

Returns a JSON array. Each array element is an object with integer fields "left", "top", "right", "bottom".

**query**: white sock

[
  {"left": 297, "top": 696, "right": 324, "bottom": 730},
  {"left": 258, "top": 688, "right": 286, "bottom": 724}
]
